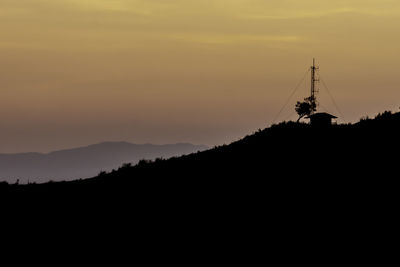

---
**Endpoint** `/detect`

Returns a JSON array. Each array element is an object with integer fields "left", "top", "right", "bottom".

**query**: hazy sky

[{"left": 1, "top": 0, "right": 400, "bottom": 152}]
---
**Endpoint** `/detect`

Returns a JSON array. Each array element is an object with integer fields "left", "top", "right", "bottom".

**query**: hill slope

[
  {"left": 3, "top": 112, "right": 399, "bottom": 261},
  {"left": 3, "top": 110, "right": 399, "bottom": 198},
  {"left": 0, "top": 142, "right": 207, "bottom": 183},
  {"left": 2, "top": 111, "right": 398, "bottom": 249}
]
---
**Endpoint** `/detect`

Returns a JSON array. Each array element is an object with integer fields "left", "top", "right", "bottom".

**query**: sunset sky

[{"left": 1, "top": 0, "right": 400, "bottom": 152}]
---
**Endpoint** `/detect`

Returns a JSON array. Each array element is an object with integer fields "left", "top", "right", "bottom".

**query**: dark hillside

[
  {"left": 2, "top": 112, "right": 398, "bottom": 256},
  {"left": 2, "top": 111, "right": 399, "bottom": 201}
]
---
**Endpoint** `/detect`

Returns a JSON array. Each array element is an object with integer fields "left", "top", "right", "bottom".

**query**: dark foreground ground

[{"left": 2, "top": 112, "right": 398, "bottom": 261}]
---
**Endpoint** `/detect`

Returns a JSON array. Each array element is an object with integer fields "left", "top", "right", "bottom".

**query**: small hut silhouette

[{"left": 307, "top": 112, "right": 337, "bottom": 127}]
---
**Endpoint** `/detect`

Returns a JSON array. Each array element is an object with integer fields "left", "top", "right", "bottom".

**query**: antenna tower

[{"left": 310, "top": 58, "right": 319, "bottom": 113}]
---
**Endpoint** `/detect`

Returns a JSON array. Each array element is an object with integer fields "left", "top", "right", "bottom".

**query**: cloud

[
  {"left": 68, "top": 0, "right": 128, "bottom": 11},
  {"left": 167, "top": 33, "right": 303, "bottom": 45},
  {"left": 240, "top": 8, "right": 357, "bottom": 20}
]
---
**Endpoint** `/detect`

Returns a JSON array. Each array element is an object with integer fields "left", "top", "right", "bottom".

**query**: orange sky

[{"left": 1, "top": 0, "right": 400, "bottom": 152}]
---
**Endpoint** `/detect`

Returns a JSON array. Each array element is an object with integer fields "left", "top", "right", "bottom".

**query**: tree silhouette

[{"left": 295, "top": 97, "right": 316, "bottom": 122}]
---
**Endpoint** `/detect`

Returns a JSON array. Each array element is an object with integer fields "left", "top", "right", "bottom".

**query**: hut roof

[{"left": 306, "top": 112, "right": 337, "bottom": 119}]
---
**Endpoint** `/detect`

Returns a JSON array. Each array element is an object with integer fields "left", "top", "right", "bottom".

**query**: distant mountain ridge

[{"left": 0, "top": 142, "right": 208, "bottom": 183}]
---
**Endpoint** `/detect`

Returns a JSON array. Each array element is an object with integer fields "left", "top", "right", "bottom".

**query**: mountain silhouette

[{"left": 0, "top": 142, "right": 207, "bottom": 183}]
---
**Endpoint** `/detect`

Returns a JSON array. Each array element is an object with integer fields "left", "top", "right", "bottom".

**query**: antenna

[{"left": 310, "top": 58, "right": 319, "bottom": 113}]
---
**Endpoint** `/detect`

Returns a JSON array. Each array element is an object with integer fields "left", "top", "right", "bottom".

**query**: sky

[{"left": 1, "top": 0, "right": 400, "bottom": 152}]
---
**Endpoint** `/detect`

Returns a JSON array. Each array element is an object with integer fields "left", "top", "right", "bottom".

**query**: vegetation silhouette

[{"left": 295, "top": 96, "right": 317, "bottom": 121}]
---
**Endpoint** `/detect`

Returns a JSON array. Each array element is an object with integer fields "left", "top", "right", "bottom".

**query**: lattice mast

[{"left": 310, "top": 58, "right": 319, "bottom": 114}]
